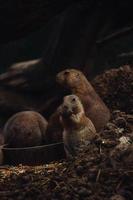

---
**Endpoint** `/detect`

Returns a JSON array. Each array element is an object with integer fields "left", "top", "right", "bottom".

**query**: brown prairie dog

[
  {"left": 3, "top": 111, "right": 48, "bottom": 148},
  {"left": 56, "top": 69, "right": 110, "bottom": 132},
  {"left": 60, "top": 95, "right": 96, "bottom": 158},
  {"left": 45, "top": 106, "right": 63, "bottom": 144}
]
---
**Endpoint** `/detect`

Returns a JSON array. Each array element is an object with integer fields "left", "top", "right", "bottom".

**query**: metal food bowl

[{"left": 2, "top": 142, "right": 65, "bottom": 165}]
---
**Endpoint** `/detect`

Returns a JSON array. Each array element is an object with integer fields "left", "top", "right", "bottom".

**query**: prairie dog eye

[{"left": 71, "top": 98, "right": 76, "bottom": 102}]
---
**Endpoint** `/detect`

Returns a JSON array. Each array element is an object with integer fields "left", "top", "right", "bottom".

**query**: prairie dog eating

[
  {"left": 60, "top": 95, "right": 96, "bottom": 158},
  {"left": 56, "top": 69, "right": 110, "bottom": 132}
]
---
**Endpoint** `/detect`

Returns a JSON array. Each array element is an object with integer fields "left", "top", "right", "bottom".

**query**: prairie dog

[
  {"left": 60, "top": 95, "right": 96, "bottom": 158},
  {"left": 45, "top": 106, "right": 63, "bottom": 144},
  {"left": 3, "top": 111, "right": 48, "bottom": 148},
  {"left": 56, "top": 69, "right": 110, "bottom": 132}
]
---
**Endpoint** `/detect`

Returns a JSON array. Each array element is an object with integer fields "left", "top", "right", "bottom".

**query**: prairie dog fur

[
  {"left": 56, "top": 69, "right": 110, "bottom": 132},
  {"left": 60, "top": 95, "right": 96, "bottom": 158},
  {"left": 3, "top": 111, "right": 48, "bottom": 148}
]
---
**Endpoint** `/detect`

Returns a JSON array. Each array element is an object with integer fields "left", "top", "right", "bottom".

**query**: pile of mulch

[
  {"left": 0, "top": 65, "right": 133, "bottom": 200},
  {"left": 92, "top": 65, "right": 133, "bottom": 114}
]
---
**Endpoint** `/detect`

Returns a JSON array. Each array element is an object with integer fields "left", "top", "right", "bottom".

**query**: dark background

[{"left": 0, "top": 0, "right": 133, "bottom": 75}]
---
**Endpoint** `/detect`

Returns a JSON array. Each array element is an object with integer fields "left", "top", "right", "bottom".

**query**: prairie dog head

[
  {"left": 61, "top": 95, "right": 84, "bottom": 118},
  {"left": 56, "top": 69, "right": 87, "bottom": 89}
]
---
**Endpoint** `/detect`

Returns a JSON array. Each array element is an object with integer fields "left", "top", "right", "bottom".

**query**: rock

[
  {"left": 119, "top": 136, "right": 132, "bottom": 145},
  {"left": 110, "top": 142, "right": 133, "bottom": 168},
  {"left": 126, "top": 114, "right": 133, "bottom": 123},
  {"left": 112, "top": 110, "right": 121, "bottom": 117},
  {"left": 78, "top": 187, "right": 90, "bottom": 197},
  {"left": 76, "top": 165, "right": 84, "bottom": 176},
  {"left": 93, "top": 65, "right": 133, "bottom": 113},
  {"left": 115, "top": 117, "right": 127, "bottom": 127},
  {"left": 106, "top": 122, "right": 117, "bottom": 130},
  {"left": 102, "top": 139, "right": 117, "bottom": 148}
]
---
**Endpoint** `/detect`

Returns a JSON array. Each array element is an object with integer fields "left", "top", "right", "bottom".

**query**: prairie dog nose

[
  {"left": 62, "top": 106, "right": 73, "bottom": 116},
  {"left": 67, "top": 109, "right": 73, "bottom": 115}
]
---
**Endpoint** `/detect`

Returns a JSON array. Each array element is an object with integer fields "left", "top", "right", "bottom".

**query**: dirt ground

[{"left": 0, "top": 65, "right": 133, "bottom": 200}]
